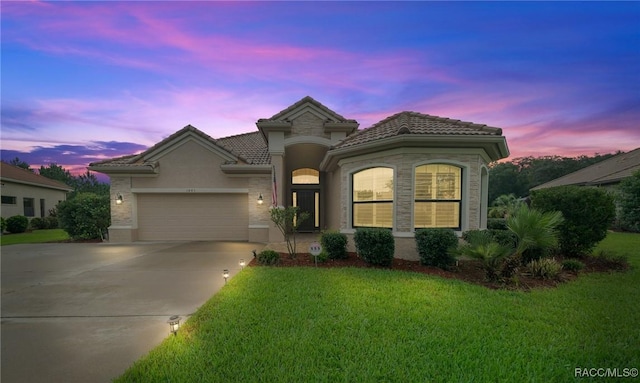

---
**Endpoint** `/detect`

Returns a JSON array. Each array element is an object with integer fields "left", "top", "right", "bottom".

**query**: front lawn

[
  {"left": 0, "top": 229, "right": 70, "bottom": 246},
  {"left": 116, "top": 232, "right": 639, "bottom": 382}
]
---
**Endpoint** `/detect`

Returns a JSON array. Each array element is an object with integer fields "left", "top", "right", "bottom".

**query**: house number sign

[
  {"left": 186, "top": 188, "right": 196, "bottom": 193},
  {"left": 309, "top": 242, "right": 322, "bottom": 267}
]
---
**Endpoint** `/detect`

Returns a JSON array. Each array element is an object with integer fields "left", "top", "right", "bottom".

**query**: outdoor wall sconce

[
  {"left": 257, "top": 193, "right": 264, "bottom": 205},
  {"left": 115, "top": 194, "right": 123, "bottom": 205},
  {"left": 239, "top": 258, "right": 246, "bottom": 269},
  {"left": 167, "top": 315, "right": 181, "bottom": 336},
  {"left": 223, "top": 269, "right": 230, "bottom": 283}
]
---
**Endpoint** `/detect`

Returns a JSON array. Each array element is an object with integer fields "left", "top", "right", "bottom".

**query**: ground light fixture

[
  {"left": 223, "top": 269, "right": 230, "bottom": 283},
  {"left": 115, "top": 194, "right": 123, "bottom": 205},
  {"left": 257, "top": 193, "right": 264, "bottom": 205},
  {"left": 167, "top": 315, "right": 181, "bottom": 336},
  {"left": 239, "top": 258, "right": 246, "bottom": 269}
]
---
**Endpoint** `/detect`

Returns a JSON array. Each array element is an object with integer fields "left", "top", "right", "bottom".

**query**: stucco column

[{"left": 268, "top": 154, "right": 285, "bottom": 242}]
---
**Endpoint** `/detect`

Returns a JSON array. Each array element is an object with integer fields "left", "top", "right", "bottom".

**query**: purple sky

[{"left": 2, "top": 1, "right": 639, "bottom": 177}]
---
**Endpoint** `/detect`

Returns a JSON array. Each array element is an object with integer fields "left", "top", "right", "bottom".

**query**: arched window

[
  {"left": 352, "top": 167, "right": 393, "bottom": 228},
  {"left": 292, "top": 168, "right": 319, "bottom": 184},
  {"left": 414, "top": 164, "right": 462, "bottom": 229}
]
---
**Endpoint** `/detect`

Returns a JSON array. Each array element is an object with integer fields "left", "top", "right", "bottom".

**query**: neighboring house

[
  {"left": 1, "top": 162, "right": 73, "bottom": 220},
  {"left": 89, "top": 96, "right": 509, "bottom": 259},
  {"left": 531, "top": 147, "right": 640, "bottom": 192}
]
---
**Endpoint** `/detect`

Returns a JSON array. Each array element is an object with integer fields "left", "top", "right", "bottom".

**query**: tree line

[
  {"left": 488, "top": 152, "right": 619, "bottom": 204},
  {"left": 7, "top": 157, "right": 109, "bottom": 198}
]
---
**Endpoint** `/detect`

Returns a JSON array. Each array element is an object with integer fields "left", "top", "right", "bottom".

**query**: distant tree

[
  {"left": 488, "top": 162, "right": 528, "bottom": 203},
  {"left": 72, "top": 171, "right": 109, "bottom": 198},
  {"left": 8, "top": 157, "right": 33, "bottom": 172},
  {"left": 39, "top": 163, "right": 74, "bottom": 186}
]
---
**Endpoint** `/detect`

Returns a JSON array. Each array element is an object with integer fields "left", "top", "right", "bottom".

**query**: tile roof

[
  {"left": 334, "top": 111, "right": 503, "bottom": 149},
  {"left": 216, "top": 131, "right": 270, "bottom": 165},
  {"left": 259, "top": 95, "right": 357, "bottom": 124},
  {"left": 1, "top": 162, "right": 74, "bottom": 191},
  {"left": 90, "top": 125, "right": 270, "bottom": 170},
  {"left": 532, "top": 147, "right": 640, "bottom": 189}
]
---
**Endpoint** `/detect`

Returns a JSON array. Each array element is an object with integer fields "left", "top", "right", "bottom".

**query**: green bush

[
  {"left": 320, "top": 230, "right": 348, "bottom": 259},
  {"left": 462, "top": 229, "right": 493, "bottom": 245},
  {"left": 30, "top": 217, "right": 46, "bottom": 230},
  {"left": 616, "top": 170, "right": 640, "bottom": 232},
  {"left": 0, "top": 217, "right": 6, "bottom": 233},
  {"left": 6, "top": 215, "right": 29, "bottom": 233},
  {"left": 531, "top": 186, "right": 615, "bottom": 257},
  {"left": 562, "top": 259, "right": 585, "bottom": 273},
  {"left": 487, "top": 218, "right": 507, "bottom": 230},
  {"left": 354, "top": 228, "right": 395, "bottom": 267},
  {"left": 527, "top": 258, "right": 562, "bottom": 280},
  {"left": 257, "top": 249, "right": 281, "bottom": 265},
  {"left": 57, "top": 193, "right": 110, "bottom": 240},
  {"left": 488, "top": 229, "right": 517, "bottom": 248},
  {"left": 44, "top": 216, "right": 59, "bottom": 229},
  {"left": 415, "top": 229, "right": 458, "bottom": 269}
]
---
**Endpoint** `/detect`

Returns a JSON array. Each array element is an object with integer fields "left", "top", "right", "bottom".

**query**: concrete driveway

[{"left": 1, "top": 241, "right": 263, "bottom": 383}]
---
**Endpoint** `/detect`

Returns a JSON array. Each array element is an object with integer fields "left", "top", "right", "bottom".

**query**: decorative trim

[{"left": 248, "top": 225, "right": 269, "bottom": 229}]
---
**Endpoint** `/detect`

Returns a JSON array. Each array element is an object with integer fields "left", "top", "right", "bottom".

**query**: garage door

[{"left": 137, "top": 193, "right": 248, "bottom": 241}]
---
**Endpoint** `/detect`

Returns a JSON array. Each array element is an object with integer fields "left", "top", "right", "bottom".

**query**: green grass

[
  {"left": 0, "top": 229, "right": 70, "bottom": 246},
  {"left": 116, "top": 232, "right": 640, "bottom": 382}
]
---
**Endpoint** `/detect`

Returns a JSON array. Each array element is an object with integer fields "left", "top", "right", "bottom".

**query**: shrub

[
  {"left": 616, "top": 170, "right": 640, "bottom": 232},
  {"left": 457, "top": 241, "right": 513, "bottom": 282},
  {"left": 531, "top": 186, "right": 615, "bottom": 257},
  {"left": 488, "top": 229, "right": 518, "bottom": 248},
  {"left": 6, "top": 215, "right": 29, "bottom": 233},
  {"left": 562, "top": 259, "right": 585, "bottom": 273},
  {"left": 354, "top": 228, "right": 395, "bottom": 267},
  {"left": 30, "top": 217, "right": 46, "bottom": 230},
  {"left": 315, "top": 250, "right": 329, "bottom": 263},
  {"left": 44, "top": 216, "right": 59, "bottom": 229},
  {"left": 269, "top": 206, "right": 310, "bottom": 258},
  {"left": 57, "top": 193, "right": 110, "bottom": 240},
  {"left": 487, "top": 218, "right": 507, "bottom": 230},
  {"left": 462, "top": 229, "right": 493, "bottom": 245},
  {"left": 527, "top": 258, "right": 562, "bottom": 280},
  {"left": 415, "top": 229, "right": 458, "bottom": 269},
  {"left": 257, "top": 249, "right": 280, "bottom": 265},
  {"left": 320, "top": 230, "right": 348, "bottom": 259},
  {"left": 506, "top": 205, "right": 564, "bottom": 263},
  {"left": 0, "top": 217, "right": 6, "bottom": 233}
]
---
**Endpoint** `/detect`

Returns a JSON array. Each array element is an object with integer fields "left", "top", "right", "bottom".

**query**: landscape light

[
  {"left": 239, "top": 258, "right": 246, "bottom": 269},
  {"left": 223, "top": 269, "right": 230, "bottom": 283},
  {"left": 167, "top": 315, "right": 181, "bottom": 336}
]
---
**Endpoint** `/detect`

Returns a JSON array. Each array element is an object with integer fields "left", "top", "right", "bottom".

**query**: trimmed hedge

[
  {"left": 532, "top": 186, "right": 615, "bottom": 257},
  {"left": 6, "top": 215, "right": 29, "bottom": 234},
  {"left": 354, "top": 228, "right": 395, "bottom": 266},
  {"left": 415, "top": 229, "right": 458, "bottom": 269},
  {"left": 320, "top": 230, "right": 348, "bottom": 259},
  {"left": 257, "top": 250, "right": 280, "bottom": 265}
]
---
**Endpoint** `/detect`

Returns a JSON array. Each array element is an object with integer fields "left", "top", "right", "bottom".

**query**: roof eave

[
  {"left": 220, "top": 164, "right": 273, "bottom": 175},
  {"left": 321, "top": 135, "right": 509, "bottom": 171},
  {"left": 0, "top": 177, "right": 73, "bottom": 192},
  {"left": 87, "top": 164, "right": 158, "bottom": 175}
]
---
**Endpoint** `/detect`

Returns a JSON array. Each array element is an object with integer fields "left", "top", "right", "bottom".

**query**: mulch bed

[{"left": 249, "top": 252, "right": 629, "bottom": 291}]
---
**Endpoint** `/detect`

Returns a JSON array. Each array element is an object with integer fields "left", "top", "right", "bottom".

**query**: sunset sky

[{"left": 1, "top": 1, "right": 639, "bottom": 177}]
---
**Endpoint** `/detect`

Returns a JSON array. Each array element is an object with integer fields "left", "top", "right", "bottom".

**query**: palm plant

[
  {"left": 506, "top": 205, "right": 564, "bottom": 262},
  {"left": 458, "top": 241, "right": 513, "bottom": 281}
]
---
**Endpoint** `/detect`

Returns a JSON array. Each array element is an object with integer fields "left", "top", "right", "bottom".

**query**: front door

[{"left": 293, "top": 190, "right": 318, "bottom": 232}]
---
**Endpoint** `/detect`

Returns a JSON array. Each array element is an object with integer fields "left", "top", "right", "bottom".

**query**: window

[
  {"left": 292, "top": 168, "right": 319, "bottom": 184},
  {"left": 23, "top": 198, "right": 35, "bottom": 217},
  {"left": 352, "top": 167, "right": 393, "bottom": 228},
  {"left": 414, "top": 164, "right": 462, "bottom": 229},
  {"left": 2, "top": 196, "right": 17, "bottom": 204}
]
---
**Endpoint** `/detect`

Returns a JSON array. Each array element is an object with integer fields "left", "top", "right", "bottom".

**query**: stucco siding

[{"left": 1, "top": 181, "right": 68, "bottom": 219}]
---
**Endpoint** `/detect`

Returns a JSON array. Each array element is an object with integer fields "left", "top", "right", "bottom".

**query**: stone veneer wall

[
  {"left": 338, "top": 151, "right": 488, "bottom": 260},
  {"left": 109, "top": 176, "right": 133, "bottom": 227},
  {"left": 289, "top": 112, "right": 330, "bottom": 139},
  {"left": 248, "top": 175, "right": 272, "bottom": 242}
]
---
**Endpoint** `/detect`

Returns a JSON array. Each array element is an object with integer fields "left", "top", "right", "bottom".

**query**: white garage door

[{"left": 137, "top": 193, "right": 248, "bottom": 241}]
